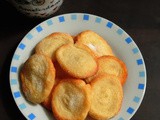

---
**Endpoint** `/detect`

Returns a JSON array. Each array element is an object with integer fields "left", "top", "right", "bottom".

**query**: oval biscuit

[
  {"left": 56, "top": 44, "right": 98, "bottom": 79},
  {"left": 52, "top": 79, "right": 91, "bottom": 120},
  {"left": 20, "top": 54, "right": 55, "bottom": 104},
  {"left": 89, "top": 74, "right": 123, "bottom": 119},
  {"left": 75, "top": 42, "right": 97, "bottom": 59},
  {"left": 86, "top": 56, "right": 128, "bottom": 85},
  {"left": 35, "top": 32, "right": 74, "bottom": 61},
  {"left": 75, "top": 30, "right": 114, "bottom": 57}
]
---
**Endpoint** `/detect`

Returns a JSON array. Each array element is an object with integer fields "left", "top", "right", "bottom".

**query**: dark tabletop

[{"left": 0, "top": 0, "right": 160, "bottom": 120}]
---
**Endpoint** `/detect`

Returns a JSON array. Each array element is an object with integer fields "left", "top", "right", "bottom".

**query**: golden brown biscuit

[
  {"left": 86, "top": 56, "right": 128, "bottom": 85},
  {"left": 52, "top": 79, "right": 91, "bottom": 120},
  {"left": 41, "top": 88, "right": 53, "bottom": 110},
  {"left": 56, "top": 44, "right": 98, "bottom": 79},
  {"left": 89, "top": 74, "right": 123, "bottom": 119},
  {"left": 42, "top": 61, "right": 75, "bottom": 110},
  {"left": 20, "top": 54, "right": 55, "bottom": 104},
  {"left": 75, "top": 30, "right": 114, "bottom": 57},
  {"left": 35, "top": 32, "right": 74, "bottom": 61},
  {"left": 75, "top": 42, "right": 97, "bottom": 59},
  {"left": 54, "top": 61, "right": 75, "bottom": 82}
]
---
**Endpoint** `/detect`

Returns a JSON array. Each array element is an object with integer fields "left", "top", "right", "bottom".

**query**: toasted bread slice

[
  {"left": 56, "top": 44, "right": 98, "bottom": 79},
  {"left": 86, "top": 56, "right": 128, "bottom": 85},
  {"left": 35, "top": 32, "right": 74, "bottom": 61},
  {"left": 75, "top": 30, "right": 114, "bottom": 57},
  {"left": 20, "top": 54, "right": 55, "bottom": 104},
  {"left": 89, "top": 74, "right": 123, "bottom": 119},
  {"left": 52, "top": 79, "right": 91, "bottom": 120}
]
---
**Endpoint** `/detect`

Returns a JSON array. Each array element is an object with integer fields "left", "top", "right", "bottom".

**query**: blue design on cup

[
  {"left": 36, "top": 26, "right": 43, "bottom": 32},
  {"left": 59, "top": 16, "right": 65, "bottom": 22},
  {"left": 132, "top": 48, "right": 139, "bottom": 54},
  {"left": 133, "top": 96, "right": 140, "bottom": 103},
  {"left": 106, "top": 21, "right": 113, "bottom": 28},
  {"left": 11, "top": 79, "right": 18, "bottom": 85},
  {"left": 137, "top": 59, "right": 143, "bottom": 65},
  {"left": 125, "top": 37, "right": 132, "bottom": 44},
  {"left": 19, "top": 43, "right": 26, "bottom": 50},
  {"left": 14, "top": 91, "right": 21, "bottom": 98},
  {"left": 139, "top": 71, "right": 145, "bottom": 77},
  {"left": 95, "top": 17, "right": 101, "bottom": 23},
  {"left": 83, "top": 14, "right": 89, "bottom": 21},
  {"left": 28, "top": 113, "right": 36, "bottom": 120},
  {"left": 71, "top": 14, "right": 77, "bottom": 20},
  {"left": 13, "top": 54, "right": 20, "bottom": 60},
  {"left": 47, "top": 19, "right": 53, "bottom": 26},
  {"left": 127, "top": 107, "right": 134, "bottom": 114},
  {"left": 118, "top": 117, "right": 124, "bottom": 120},
  {"left": 11, "top": 67, "right": 17, "bottom": 73},
  {"left": 26, "top": 33, "right": 33, "bottom": 40},
  {"left": 138, "top": 84, "right": 144, "bottom": 90},
  {"left": 19, "top": 103, "right": 27, "bottom": 110},
  {"left": 117, "top": 29, "right": 123, "bottom": 35}
]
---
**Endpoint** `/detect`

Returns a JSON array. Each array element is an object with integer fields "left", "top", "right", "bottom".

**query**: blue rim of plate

[{"left": 9, "top": 13, "right": 147, "bottom": 120}]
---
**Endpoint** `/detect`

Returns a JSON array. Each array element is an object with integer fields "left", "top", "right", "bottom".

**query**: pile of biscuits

[{"left": 20, "top": 30, "right": 128, "bottom": 120}]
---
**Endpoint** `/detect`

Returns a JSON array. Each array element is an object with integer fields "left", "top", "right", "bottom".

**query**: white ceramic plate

[{"left": 10, "top": 13, "right": 146, "bottom": 120}]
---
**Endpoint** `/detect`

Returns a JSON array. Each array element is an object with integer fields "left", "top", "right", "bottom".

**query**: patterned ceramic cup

[{"left": 9, "top": 0, "right": 63, "bottom": 18}]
